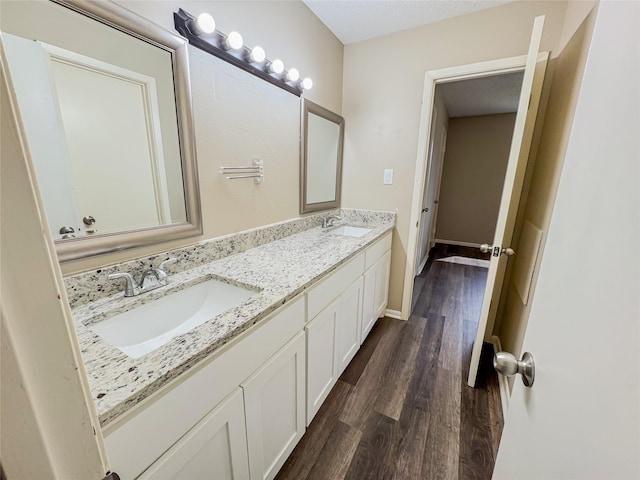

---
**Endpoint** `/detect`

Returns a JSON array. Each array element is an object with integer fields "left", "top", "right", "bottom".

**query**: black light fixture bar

[{"left": 174, "top": 8, "right": 302, "bottom": 97}]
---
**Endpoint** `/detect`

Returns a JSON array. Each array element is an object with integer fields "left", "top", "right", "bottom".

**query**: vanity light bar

[{"left": 174, "top": 9, "right": 312, "bottom": 97}]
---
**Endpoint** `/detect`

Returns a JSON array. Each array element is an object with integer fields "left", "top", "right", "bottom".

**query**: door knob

[
  {"left": 59, "top": 226, "right": 76, "bottom": 239},
  {"left": 480, "top": 244, "right": 516, "bottom": 256},
  {"left": 83, "top": 215, "right": 96, "bottom": 225},
  {"left": 493, "top": 351, "right": 535, "bottom": 387}
]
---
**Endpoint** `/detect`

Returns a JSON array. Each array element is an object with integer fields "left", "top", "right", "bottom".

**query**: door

[
  {"left": 45, "top": 44, "right": 171, "bottom": 233},
  {"left": 306, "top": 298, "right": 339, "bottom": 425},
  {"left": 243, "top": 332, "right": 306, "bottom": 480},
  {"left": 467, "top": 15, "right": 548, "bottom": 386},
  {"left": 415, "top": 106, "right": 439, "bottom": 274},
  {"left": 415, "top": 112, "right": 448, "bottom": 275},
  {"left": 139, "top": 389, "right": 250, "bottom": 480},
  {"left": 362, "top": 249, "right": 392, "bottom": 342},
  {"left": 337, "top": 277, "right": 364, "bottom": 375},
  {"left": 1, "top": 47, "right": 108, "bottom": 477},
  {"left": 2, "top": 33, "right": 80, "bottom": 238},
  {"left": 427, "top": 127, "right": 447, "bottom": 249},
  {"left": 493, "top": 2, "right": 639, "bottom": 476}
]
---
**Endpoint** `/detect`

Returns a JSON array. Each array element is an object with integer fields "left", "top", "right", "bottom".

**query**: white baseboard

[
  {"left": 435, "top": 239, "right": 482, "bottom": 248},
  {"left": 491, "top": 335, "right": 510, "bottom": 417},
  {"left": 384, "top": 309, "right": 403, "bottom": 320}
]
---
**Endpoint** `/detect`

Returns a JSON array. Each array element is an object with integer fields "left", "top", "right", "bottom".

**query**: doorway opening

[
  {"left": 413, "top": 71, "right": 524, "bottom": 278},
  {"left": 403, "top": 22, "right": 549, "bottom": 390},
  {"left": 410, "top": 69, "right": 525, "bottom": 422}
]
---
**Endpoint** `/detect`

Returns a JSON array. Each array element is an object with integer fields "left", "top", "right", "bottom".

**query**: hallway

[{"left": 276, "top": 244, "right": 503, "bottom": 479}]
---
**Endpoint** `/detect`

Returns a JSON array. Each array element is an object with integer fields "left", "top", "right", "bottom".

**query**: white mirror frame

[
  {"left": 46, "top": 0, "right": 202, "bottom": 262},
  {"left": 300, "top": 98, "right": 344, "bottom": 214}
]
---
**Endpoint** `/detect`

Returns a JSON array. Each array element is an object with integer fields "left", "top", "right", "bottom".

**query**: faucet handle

[
  {"left": 107, "top": 272, "right": 137, "bottom": 297},
  {"left": 152, "top": 257, "right": 178, "bottom": 286},
  {"left": 322, "top": 215, "right": 342, "bottom": 228},
  {"left": 158, "top": 257, "right": 177, "bottom": 270}
]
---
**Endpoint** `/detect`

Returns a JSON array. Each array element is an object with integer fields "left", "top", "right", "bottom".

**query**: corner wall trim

[
  {"left": 384, "top": 309, "right": 404, "bottom": 320},
  {"left": 491, "top": 335, "right": 510, "bottom": 417}
]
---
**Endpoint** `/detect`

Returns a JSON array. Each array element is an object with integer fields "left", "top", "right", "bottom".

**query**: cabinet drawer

[
  {"left": 104, "top": 296, "right": 305, "bottom": 480},
  {"left": 365, "top": 232, "right": 392, "bottom": 270},
  {"left": 307, "top": 252, "right": 365, "bottom": 320}
]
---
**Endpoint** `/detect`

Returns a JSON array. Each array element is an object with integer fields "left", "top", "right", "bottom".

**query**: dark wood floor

[{"left": 276, "top": 244, "right": 503, "bottom": 480}]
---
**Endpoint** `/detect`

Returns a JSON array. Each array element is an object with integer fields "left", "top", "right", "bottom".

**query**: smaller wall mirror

[{"left": 300, "top": 98, "right": 344, "bottom": 214}]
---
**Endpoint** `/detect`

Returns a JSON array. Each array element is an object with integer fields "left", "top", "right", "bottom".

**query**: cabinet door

[
  {"left": 338, "top": 277, "right": 363, "bottom": 375},
  {"left": 305, "top": 298, "right": 339, "bottom": 425},
  {"left": 242, "top": 332, "right": 306, "bottom": 480},
  {"left": 139, "top": 388, "right": 250, "bottom": 480},
  {"left": 374, "top": 250, "right": 391, "bottom": 319},
  {"left": 362, "top": 250, "right": 391, "bottom": 343}
]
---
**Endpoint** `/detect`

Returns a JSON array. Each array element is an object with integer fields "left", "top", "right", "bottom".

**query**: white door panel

[
  {"left": 494, "top": 2, "right": 639, "bottom": 477},
  {"left": 415, "top": 107, "right": 439, "bottom": 274},
  {"left": 2, "top": 33, "right": 79, "bottom": 237},
  {"left": 468, "top": 16, "right": 548, "bottom": 386}
]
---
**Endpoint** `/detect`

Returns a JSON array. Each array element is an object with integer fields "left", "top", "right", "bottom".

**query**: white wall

[
  {"left": 341, "top": 1, "right": 569, "bottom": 312},
  {"left": 435, "top": 113, "right": 516, "bottom": 246}
]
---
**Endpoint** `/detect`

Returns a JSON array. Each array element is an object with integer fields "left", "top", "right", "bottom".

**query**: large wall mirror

[
  {"left": 300, "top": 98, "right": 344, "bottom": 214},
  {"left": 1, "top": 0, "right": 201, "bottom": 262}
]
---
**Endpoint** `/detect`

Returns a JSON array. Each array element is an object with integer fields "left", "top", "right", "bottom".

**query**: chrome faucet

[
  {"left": 321, "top": 215, "right": 341, "bottom": 229},
  {"left": 108, "top": 258, "right": 177, "bottom": 297}
]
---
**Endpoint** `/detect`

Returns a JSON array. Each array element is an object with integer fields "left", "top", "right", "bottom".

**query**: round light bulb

[
  {"left": 249, "top": 46, "right": 266, "bottom": 63},
  {"left": 286, "top": 68, "right": 300, "bottom": 82},
  {"left": 269, "top": 59, "right": 284, "bottom": 75},
  {"left": 225, "top": 31, "right": 243, "bottom": 50},
  {"left": 301, "top": 77, "right": 313, "bottom": 90},
  {"left": 196, "top": 13, "right": 216, "bottom": 34}
]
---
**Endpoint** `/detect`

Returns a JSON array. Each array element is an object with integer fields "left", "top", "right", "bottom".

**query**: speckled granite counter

[{"left": 68, "top": 209, "right": 395, "bottom": 427}]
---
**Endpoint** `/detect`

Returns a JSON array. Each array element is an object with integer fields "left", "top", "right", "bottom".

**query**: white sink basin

[
  {"left": 329, "top": 225, "right": 372, "bottom": 238},
  {"left": 89, "top": 279, "right": 257, "bottom": 359}
]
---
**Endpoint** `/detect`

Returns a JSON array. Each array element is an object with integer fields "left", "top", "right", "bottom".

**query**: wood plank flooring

[{"left": 276, "top": 244, "right": 503, "bottom": 480}]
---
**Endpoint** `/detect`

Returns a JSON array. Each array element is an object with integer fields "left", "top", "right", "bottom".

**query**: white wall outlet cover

[{"left": 383, "top": 169, "right": 394, "bottom": 185}]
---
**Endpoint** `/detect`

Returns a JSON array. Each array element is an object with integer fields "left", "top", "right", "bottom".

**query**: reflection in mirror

[
  {"left": 300, "top": 98, "right": 344, "bottom": 214},
  {"left": 0, "top": 0, "right": 201, "bottom": 262}
]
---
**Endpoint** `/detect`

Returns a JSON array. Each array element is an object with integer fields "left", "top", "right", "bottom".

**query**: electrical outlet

[{"left": 383, "top": 169, "right": 394, "bottom": 185}]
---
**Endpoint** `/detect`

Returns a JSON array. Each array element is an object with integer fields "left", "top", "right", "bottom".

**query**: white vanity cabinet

[
  {"left": 101, "top": 231, "right": 392, "bottom": 480},
  {"left": 138, "top": 388, "right": 250, "bottom": 480},
  {"left": 305, "top": 232, "right": 391, "bottom": 425},
  {"left": 305, "top": 252, "right": 365, "bottom": 424},
  {"left": 242, "top": 332, "right": 306, "bottom": 480},
  {"left": 103, "top": 297, "right": 305, "bottom": 480}
]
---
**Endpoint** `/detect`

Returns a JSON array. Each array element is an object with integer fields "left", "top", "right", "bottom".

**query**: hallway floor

[{"left": 275, "top": 244, "right": 503, "bottom": 480}]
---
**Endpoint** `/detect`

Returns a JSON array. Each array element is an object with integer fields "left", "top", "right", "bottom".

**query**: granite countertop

[{"left": 71, "top": 217, "right": 394, "bottom": 427}]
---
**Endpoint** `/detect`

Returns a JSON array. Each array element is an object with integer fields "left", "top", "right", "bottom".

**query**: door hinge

[{"left": 102, "top": 472, "right": 121, "bottom": 480}]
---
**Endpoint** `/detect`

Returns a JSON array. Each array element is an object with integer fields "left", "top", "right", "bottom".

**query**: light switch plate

[{"left": 383, "top": 169, "right": 394, "bottom": 185}]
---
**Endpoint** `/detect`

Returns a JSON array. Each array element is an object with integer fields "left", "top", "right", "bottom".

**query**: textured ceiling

[
  {"left": 438, "top": 71, "right": 524, "bottom": 118},
  {"left": 303, "top": 0, "right": 516, "bottom": 44}
]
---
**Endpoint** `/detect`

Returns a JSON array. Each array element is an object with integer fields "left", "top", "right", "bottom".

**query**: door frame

[{"left": 402, "top": 54, "right": 538, "bottom": 320}]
